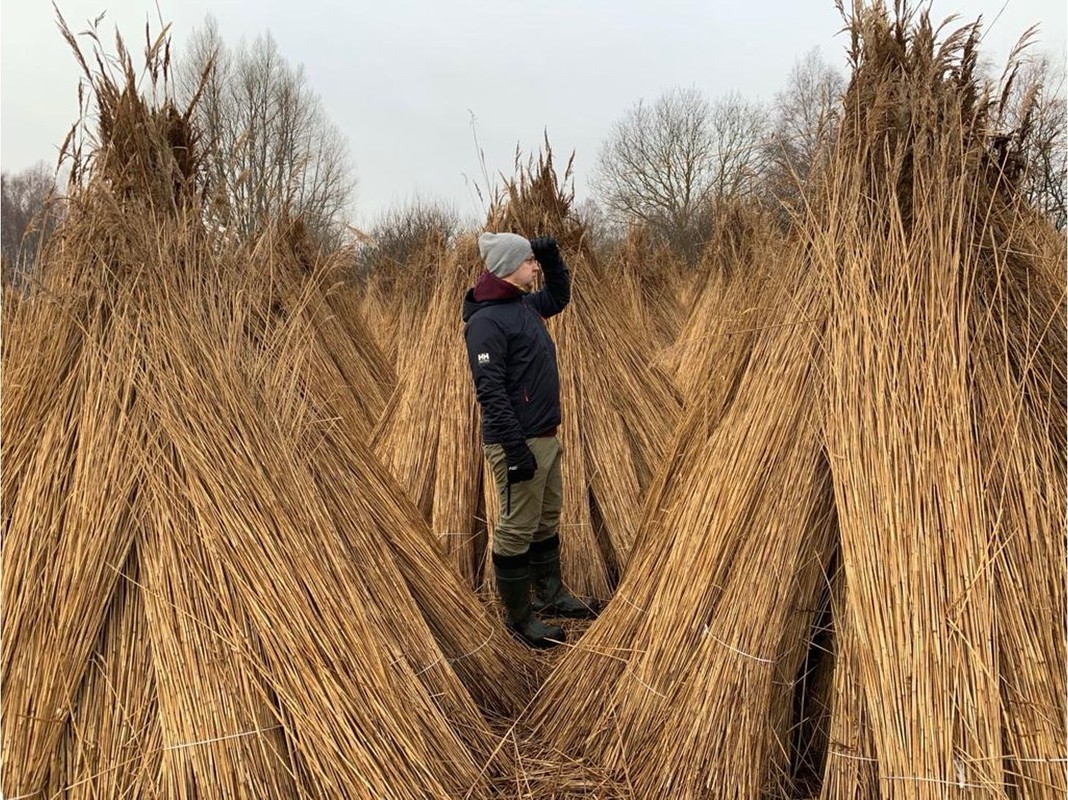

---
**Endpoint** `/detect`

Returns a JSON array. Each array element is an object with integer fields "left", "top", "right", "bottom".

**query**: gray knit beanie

[{"left": 478, "top": 232, "right": 533, "bottom": 278}]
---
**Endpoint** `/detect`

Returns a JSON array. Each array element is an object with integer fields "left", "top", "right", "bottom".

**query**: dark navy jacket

[{"left": 462, "top": 252, "right": 570, "bottom": 445}]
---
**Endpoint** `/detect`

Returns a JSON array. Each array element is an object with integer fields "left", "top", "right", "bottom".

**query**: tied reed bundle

[
  {"left": 815, "top": 3, "right": 1065, "bottom": 795},
  {"left": 3, "top": 18, "right": 196, "bottom": 793},
  {"left": 663, "top": 203, "right": 782, "bottom": 405},
  {"left": 609, "top": 225, "right": 690, "bottom": 352},
  {"left": 518, "top": 206, "right": 788, "bottom": 745},
  {"left": 3, "top": 23, "right": 528, "bottom": 798},
  {"left": 370, "top": 235, "right": 508, "bottom": 589},
  {"left": 525, "top": 267, "right": 835, "bottom": 798},
  {"left": 360, "top": 232, "right": 451, "bottom": 368},
  {"left": 237, "top": 219, "right": 395, "bottom": 442},
  {"left": 135, "top": 257, "right": 502, "bottom": 797},
  {"left": 529, "top": 4, "right": 1064, "bottom": 796}
]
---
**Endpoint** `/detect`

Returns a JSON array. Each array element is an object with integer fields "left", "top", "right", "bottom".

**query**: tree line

[{"left": 3, "top": 17, "right": 1064, "bottom": 283}]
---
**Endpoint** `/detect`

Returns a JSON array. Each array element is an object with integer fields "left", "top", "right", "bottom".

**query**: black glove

[
  {"left": 502, "top": 440, "right": 537, "bottom": 484},
  {"left": 529, "top": 236, "right": 559, "bottom": 264}
]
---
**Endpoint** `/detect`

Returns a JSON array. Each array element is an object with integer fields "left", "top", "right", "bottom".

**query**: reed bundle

[
  {"left": 813, "top": 5, "right": 1066, "bottom": 795},
  {"left": 3, "top": 25, "right": 195, "bottom": 793},
  {"left": 818, "top": 576, "right": 880, "bottom": 798},
  {"left": 434, "top": 240, "right": 499, "bottom": 586},
  {"left": 136, "top": 257, "right": 509, "bottom": 796},
  {"left": 305, "top": 267, "right": 396, "bottom": 437},
  {"left": 370, "top": 236, "right": 497, "bottom": 588},
  {"left": 3, "top": 28, "right": 527, "bottom": 798},
  {"left": 327, "top": 277, "right": 405, "bottom": 440},
  {"left": 662, "top": 203, "right": 782, "bottom": 405},
  {"left": 359, "top": 233, "right": 450, "bottom": 368},
  {"left": 525, "top": 268, "right": 835, "bottom": 797},
  {"left": 605, "top": 225, "right": 690, "bottom": 352},
  {"left": 527, "top": 4, "right": 1065, "bottom": 797}
]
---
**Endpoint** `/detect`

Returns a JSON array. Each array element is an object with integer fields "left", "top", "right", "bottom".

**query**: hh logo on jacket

[{"left": 477, "top": 352, "right": 490, "bottom": 365}]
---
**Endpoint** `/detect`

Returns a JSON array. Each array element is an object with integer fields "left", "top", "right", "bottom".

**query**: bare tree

[
  {"left": 1002, "top": 52, "right": 1066, "bottom": 229},
  {"left": 573, "top": 196, "right": 622, "bottom": 252},
  {"left": 763, "top": 48, "right": 845, "bottom": 209},
  {"left": 1, "top": 162, "right": 61, "bottom": 285},
  {"left": 592, "top": 87, "right": 768, "bottom": 262},
  {"left": 177, "top": 16, "right": 355, "bottom": 247},
  {"left": 707, "top": 92, "right": 771, "bottom": 203}
]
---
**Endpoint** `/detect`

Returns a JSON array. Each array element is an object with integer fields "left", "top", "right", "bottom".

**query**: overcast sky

[{"left": 2, "top": 1, "right": 1065, "bottom": 227}]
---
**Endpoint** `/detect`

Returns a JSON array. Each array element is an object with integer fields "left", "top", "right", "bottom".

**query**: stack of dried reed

[
  {"left": 359, "top": 232, "right": 450, "bottom": 368},
  {"left": 524, "top": 264, "right": 836, "bottom": 797},
  {"left": 134, "top": 254, "right": 511, "bottom": 797},
  {"left": 370, "top": 237, "right": 486, "bottom": 583},
  {"left": 3, "top": 26, "right": 527, "bottom": 798},
  {"left": 234, "top": 224, "right": 533, "bottom": 717},
  {"left": 661, "top": 202, "right": 783, "bottom": 405},
  {"left": 816, "top": 6, "right": 1066, "bottom": 795},
  {"left": 527, "top": 4, "right": 1065, "bottom": 797},
  {"left": 604, "top": 224, "right": 690, "bottom": 352},
  {"left": 250, "top": 223, "right": 395, "bottom": 441}
]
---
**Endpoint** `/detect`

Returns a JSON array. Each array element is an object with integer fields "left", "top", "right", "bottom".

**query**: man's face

[{"left": 507, "top": 254, "right": 540, "bottom": 291}]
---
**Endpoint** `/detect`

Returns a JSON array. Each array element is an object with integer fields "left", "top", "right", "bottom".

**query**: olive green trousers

[{"left": 484, "top": 435, "right": 563, "bottom": 557}]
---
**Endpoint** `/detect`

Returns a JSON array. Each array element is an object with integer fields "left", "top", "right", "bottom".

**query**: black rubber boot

[
  {"left": 529, "top": 534, "right": 599, "bottom": 619},
  {"left": 493, "top": 551, "right": 565, "bottom": 649}
]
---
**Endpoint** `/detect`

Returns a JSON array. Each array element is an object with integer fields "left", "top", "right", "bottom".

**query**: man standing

[{"left": 463, "top": 232, "right": 596, "bottom": 649}]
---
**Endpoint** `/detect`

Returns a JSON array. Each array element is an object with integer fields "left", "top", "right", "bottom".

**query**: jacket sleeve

[
  {"left": 526, "top": 246, "right": 570, "bottom": 319},
  {"left": 465, "top": 315, "right": 526, "bottom": 443}
]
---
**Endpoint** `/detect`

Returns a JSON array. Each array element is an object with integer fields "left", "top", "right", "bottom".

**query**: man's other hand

[{"left": 503, "top": 440, "right": 537, "bottom": 484}]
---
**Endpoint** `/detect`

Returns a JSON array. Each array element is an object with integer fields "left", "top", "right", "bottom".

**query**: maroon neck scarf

[{"left": 473, "top": 270, "right": 523, "bottom": 302}]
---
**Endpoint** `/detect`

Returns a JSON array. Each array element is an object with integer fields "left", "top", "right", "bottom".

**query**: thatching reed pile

[
  {"left": 660, "top": 202, "right": 784, "bottom": 406},
  {"left": 2, "top": 29, "right": 527, "bottom": 799},
  {"left": 813, "top": 6, "right": 1066, "bottom": 795},
  {"left": 524, "top": 262, "right": 834, "bottom": 797},
  {"left": 357, "top": 232, "right": 451, "bottom": 368},
  {"left": 604, "top": 225, "right": 691, "bottom": 353},
  {"left": 299, "top": 244, "right": 397, "bottom": 440},
  {"left": 523, "top": 4, "right": 1065, "bottom": 798},
  {"left": 371, "top": 236, "right": 487, "bottom": 585}
]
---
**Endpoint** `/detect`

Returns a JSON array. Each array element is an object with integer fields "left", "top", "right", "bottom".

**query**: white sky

[{"left": 2, "top": 1, "right": 1065, "bottom": 227}]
